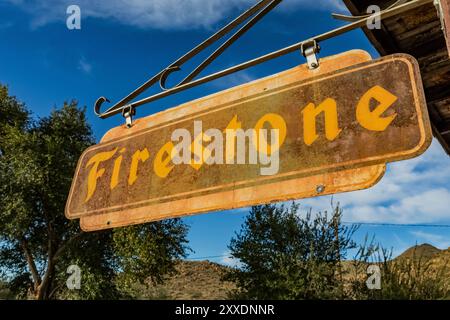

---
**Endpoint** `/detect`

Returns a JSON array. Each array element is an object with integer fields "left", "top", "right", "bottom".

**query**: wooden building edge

[{"left": 343, "top": 0, "right": 450, "bottom": 156}]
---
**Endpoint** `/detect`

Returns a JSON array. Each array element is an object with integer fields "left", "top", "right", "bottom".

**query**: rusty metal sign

[{"left": 66, "top": 51, "right": 431, "bottom": 231}]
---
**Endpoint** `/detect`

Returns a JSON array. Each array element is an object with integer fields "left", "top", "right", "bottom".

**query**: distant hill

[
  {"left": 147, "top": 244, "right": 450, "bottom": 300},
  {"left": 139, "top": 260, "right": 236, "bottom": 300},
  {"left": 396, "top": 243, "right": 442, "bottom": 261},
  {"left": 2, "top": 244, "right": 449, "bottom": 300}
]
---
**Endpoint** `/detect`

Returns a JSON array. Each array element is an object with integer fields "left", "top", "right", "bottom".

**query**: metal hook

[
  {"left": 159, "top": 66, "right": 182, "bottom": 91},
  {"left": 94, "top": 96, "right": 110, "bottom": 117},
  {"left": 159, "top": 0, "right": 282, "bottom": 91},
  {"left": 94, "top": 0, "right": 433, "bottom": 120},
  {"left": 94, "top": 0, "right": 283, "bottom": 118}
]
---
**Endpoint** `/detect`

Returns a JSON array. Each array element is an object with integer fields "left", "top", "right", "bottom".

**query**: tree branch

[
  {"left": 20, "top": 238, "right": 41, "bottom": 290},
  {"left": 37, "top": 223, "right": 56, "bottom": 300},
  {"left": 48, "top": 283, "right": 63, "bottom": 300},
  {"left": 52, "top": 231, "right": 85, "bottom": 263}
]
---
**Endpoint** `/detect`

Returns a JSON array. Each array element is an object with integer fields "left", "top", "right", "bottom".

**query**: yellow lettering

[
  {"left": 128, "top": 148, "right": 150, "bottom": 186},
  {"left": 356, "top": 85, "right": 398, "bottom": 131},
  {"left": 254, "top": 113, "right": 287, "bottom": 154},
  {"left": 224, "top": 115, "right": 242, "bottom": 163},
  {"left": 302, "top": 98, "right": 341, "bottom": 146},
  {"left": 154, "top": 142, "right": 175, "bottom": 178},
  {"left": 84, "top": 148, "right": 117, "bottom": 203},
  {"left": 110, "top": 148, "right": 126, "bottom": 190}
]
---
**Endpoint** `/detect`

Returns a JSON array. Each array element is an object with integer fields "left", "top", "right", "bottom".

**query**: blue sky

[{"left": 1, "top": 0, "right": 449, "bottom": 264}]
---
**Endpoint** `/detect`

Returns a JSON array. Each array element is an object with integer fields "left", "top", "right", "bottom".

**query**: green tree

[
  {"left": 0, "top": 85, "right": 29, "bottom": 133},
  {"left": 225, "top": 203, "right": 357, "bottom": 299},
  {"left": 0, "top": 84, "right": 190, "bottom": 299}
]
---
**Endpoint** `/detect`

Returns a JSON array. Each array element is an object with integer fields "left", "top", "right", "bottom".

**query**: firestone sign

[{"left": 66, "top": 51, "right": 432, "bottom": 231}]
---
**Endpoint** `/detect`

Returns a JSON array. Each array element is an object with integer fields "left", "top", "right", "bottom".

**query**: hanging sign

[{"left": 65, "top": 51, "right": 431, "bottom": 231}]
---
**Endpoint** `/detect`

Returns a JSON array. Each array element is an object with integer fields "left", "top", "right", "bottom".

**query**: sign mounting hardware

[
  {"left": 93, "top": 0, "right": 434, "bottom": 121},
  {"left": 122, "top": 105, "right": 135, "bottom": 128},
  {"left": 67, "top": 51, "right": 433, "bottom": 231},
  {"left": 301, "top": 40, "right": 320, "bottom": 70}
]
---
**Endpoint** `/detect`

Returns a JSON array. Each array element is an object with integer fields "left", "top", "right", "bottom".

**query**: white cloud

[
  {"left": 77, "top": 56, "right": 92, "bottom": 74},
  {"left": 299, "top": 139, "right": 450, "bottom": 224},
  {"left": 7, "top": 0, "right": 347, "bottom": 30}
]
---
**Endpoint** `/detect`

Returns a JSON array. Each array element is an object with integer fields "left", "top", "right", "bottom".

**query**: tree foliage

[
  {"left": 226, "top": 203, "right": 449, "bottom": 300},
  {"left": 0, "top": 84, "right": 190, "bottom": 299},
  {"left": 225, "top": 203, "right": 358, "bottom": 299}
]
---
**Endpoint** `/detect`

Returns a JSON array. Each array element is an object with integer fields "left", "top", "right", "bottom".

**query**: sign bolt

[{"left": 316, "top": 185, "right": 325, "bottom": 194}]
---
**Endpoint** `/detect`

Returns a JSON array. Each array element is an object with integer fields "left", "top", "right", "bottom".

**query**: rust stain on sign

[
  {"left": 66, "top": 50, "right": 431, "bottom": 231},
  {"left": 79, "top": 164, "right": 386, "bottom": 231}
]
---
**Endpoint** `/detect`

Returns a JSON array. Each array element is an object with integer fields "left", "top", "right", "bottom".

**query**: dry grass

[
  {"left": 3, "top": 244, "right": 448, "bottom": 300},
  {"left": 137, "top": 260, "right": 236, "bottom": 300},
  {"left": 135, "top": 244, "right": 450, "bottom": 300}
]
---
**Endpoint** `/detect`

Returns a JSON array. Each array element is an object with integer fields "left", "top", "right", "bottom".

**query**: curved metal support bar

[
  {"left": 159, "top": 66, "right": 181, "bottom": 91},
  {"left": 94, "top": 96, "right": 110, "bottom": 117},
  {"left": 95, "top": 0, "right": 433, "bottom": 120},
  {"left": 159, "top": 0, "right": 282, "bottom": 91},
  {"left": 332, "top": 13, "right": 371, "bottom": 22},
  {"left": 95, "top": 0, "right": 281, "bottom": 118}
]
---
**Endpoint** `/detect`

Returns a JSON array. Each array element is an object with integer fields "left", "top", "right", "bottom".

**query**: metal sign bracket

[
  {"left": 93, "top": 0, "right": 434, "bottom": 120},
  {"left": 122, "top": 105, "right": 135, "bottom": 128},
  {"left": 301, "top": 40, "right": 320, "bottom": 69}
]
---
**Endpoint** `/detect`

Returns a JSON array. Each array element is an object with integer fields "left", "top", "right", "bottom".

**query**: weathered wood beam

[
  {"left": 441, "top": 0, "right": 450, "bottom": 56},
  {"left": 343, "top": 0, "right": 400, "bottom": 55}
]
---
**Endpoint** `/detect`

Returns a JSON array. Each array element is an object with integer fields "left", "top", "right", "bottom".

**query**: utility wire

[
  {"left": 187, "top": 222, "right": 450, "bottom": 261},
  {"left": 342, "top": 222, "right": 450, "bottom": 228},
  {"left": 188, "top": 255, "right": 230, "bottom": 260}
]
